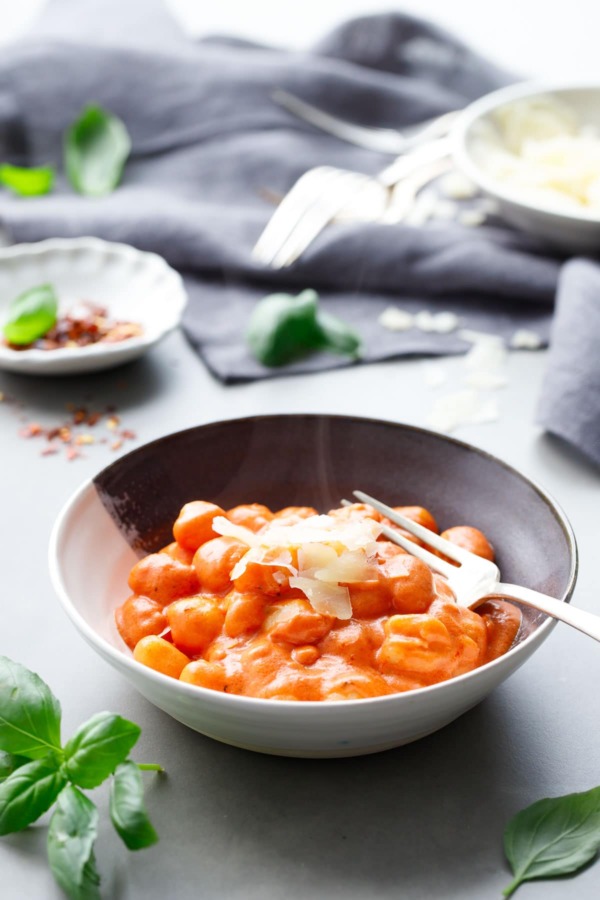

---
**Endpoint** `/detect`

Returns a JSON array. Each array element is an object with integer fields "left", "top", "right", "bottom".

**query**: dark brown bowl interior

[{"left": 94, "top": 414, "right": 577, "bottom": 640}]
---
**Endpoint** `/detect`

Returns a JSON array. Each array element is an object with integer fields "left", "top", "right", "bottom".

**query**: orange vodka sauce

[{"left": 115, "top": 500, "right": 521, "bottom": 700}]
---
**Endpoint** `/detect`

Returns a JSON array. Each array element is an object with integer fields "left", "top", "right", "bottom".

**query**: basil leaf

[
  {"left": 247, "top": 289, "right": 322, "bottom": 366},
  {"left": 315, "top": 309, "right": 361, "bottom": 357},
  {"left": 247, "top": 288, "right": 361, "bottom": 367},
  {"left": 0, "top": 656, "right": 62, "bottom": 757},
  {"left": 2, "top": 284, "right": 58, "bottom": 346},
  {"left": 63, "top": 712, "right": 141, "bottom": 789},
  {"left": 0, "top": 163, "right": 54, "bottom": 196},
  {"left": 0, "top": 751, "right": 29, "bottom": 782},
  {"left": 503, "top": 786, "right": 600, "bottom": 896},
  {"left": 64, "top": 104, "right": 131, "bottom": 196},
  {"left": 109, "top": 760, "right": 158, "bottom": 850},
  {"left": 0, "top": 754, "right": 66, "bottom": 835},
  {"left": 47, "top": 786, "right": 101, "bottom": 900}
]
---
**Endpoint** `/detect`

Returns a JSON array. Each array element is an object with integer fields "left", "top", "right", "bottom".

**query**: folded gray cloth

[
  {"left": 0, "top": 0, "right": 597, "bottom": 465},
  {"left": 537, "top": 261, "right": 600, "bottom": 466}
]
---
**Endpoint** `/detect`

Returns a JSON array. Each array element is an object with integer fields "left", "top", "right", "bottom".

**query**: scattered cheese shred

[{"left": 217, "top": 514, "right": 382, "bottom": 619}]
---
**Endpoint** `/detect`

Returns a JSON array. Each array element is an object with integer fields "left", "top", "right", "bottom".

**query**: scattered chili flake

[
  {"left": 20, "top": 423, "right": 43, "bottom": 438},
  {"left": 8, "top": 395, "right": 139, "bottom": 462},
  {"left": 73, "top": 408, "right": 87, "bottom": 425}
]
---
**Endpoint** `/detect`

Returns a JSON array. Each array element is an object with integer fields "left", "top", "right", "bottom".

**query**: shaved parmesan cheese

[
  {"left": 230, "top": 546, "right": 296, "bottom": 581},
  {"left": 510, "top": 328, "right": 543, "bottom": 349},
  {"left": 212, "top": 516, "right": 258, "bottom": 546},
  {"left": 222, "top": 513, "right": 382, "bottom": 618},
  {"left": 378, "top": 306, "right": 414, "bottom": 332},
  {"left": 427, "top": 390, "right": 500, "bottom": 432},
  {"left": 317, "top": 548, "right": 376, "bottom": 584},
  {"left": 289, "top": 577, "right": 352, "bottom": 620}
]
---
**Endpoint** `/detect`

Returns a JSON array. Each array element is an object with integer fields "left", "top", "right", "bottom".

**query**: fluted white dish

[
  {"left": 0, "top": 237, "right": 187, "bottom": 375},
  {"left": 453, "top": 81, "right": 600, "bottom": 251}
]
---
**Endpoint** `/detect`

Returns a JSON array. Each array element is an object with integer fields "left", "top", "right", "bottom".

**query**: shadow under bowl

[{"left": 49, "top": 414, "right": 577, "bottom": 757}]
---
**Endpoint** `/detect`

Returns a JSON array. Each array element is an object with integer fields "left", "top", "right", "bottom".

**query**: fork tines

[{"left": 352, "top": 490, "right": 474, "bottom": 566}]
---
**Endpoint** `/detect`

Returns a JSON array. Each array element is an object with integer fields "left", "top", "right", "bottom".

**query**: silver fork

[
  {"left": 273, "top": 89, "right": 460, "bottom": 154},
  {"left": 253, "top": 138, "right": 451, "bottom": 268},
  {"left": 350, "top": 490, "right": 600, "bottom": 644}
]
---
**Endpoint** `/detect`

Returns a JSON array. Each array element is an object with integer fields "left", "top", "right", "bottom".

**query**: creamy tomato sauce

[{"left": 115, "top": 500, "right": 521, "bottom": 700}]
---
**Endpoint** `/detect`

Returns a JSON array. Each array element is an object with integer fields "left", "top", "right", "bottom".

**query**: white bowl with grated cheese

[{"left": 452, "top": 81, "right": 600, "bottom": 250}]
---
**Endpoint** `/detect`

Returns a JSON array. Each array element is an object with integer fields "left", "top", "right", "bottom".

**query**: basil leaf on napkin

[
  {"left": 0, "top": 163, "right": 54, "bottom": 196},
  {"left": 65, "top": 104, "right": 131, "bottom": 196},
  {"left": 503, "top": 786, "right": 600, "bottom": 896},
  {"left": 247, "top": 288, "right": 361, "bottom": 366}
]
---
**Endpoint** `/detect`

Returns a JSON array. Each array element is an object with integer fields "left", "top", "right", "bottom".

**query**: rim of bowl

[
  {"left": 48, "top": 414, "right": 579, "bottom": 713},
  {"left": 452, "top": 80, "right": 600, "bottom": 224},
  {"left": 0, "top": 236, "right": 187, "bottom": 363}
]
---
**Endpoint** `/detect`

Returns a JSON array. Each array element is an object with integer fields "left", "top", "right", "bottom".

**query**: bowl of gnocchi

[{"left": 49, "top": 414, "right": 577, "bottom": 757}]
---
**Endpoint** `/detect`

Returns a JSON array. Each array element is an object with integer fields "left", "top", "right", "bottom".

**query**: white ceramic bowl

[
  {"left": 0, "top": 237, "right": 187, "bottom": 374},
  {"left": 49, "top": 416, "right": 577, "bottom": 758},
  {"left": 453, "top": 81, "right": 600, "bottom": 251}
]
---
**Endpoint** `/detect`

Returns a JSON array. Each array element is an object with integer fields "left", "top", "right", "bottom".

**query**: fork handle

[
  {"left": 495, "top": 582, "right": 600, "bottom": 643},
  {"left": 377, "top": 137, "right": 452, "bottom": 188}
]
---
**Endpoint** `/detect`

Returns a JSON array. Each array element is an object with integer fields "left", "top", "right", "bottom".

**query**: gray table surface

[{"left": 1, "top": 331, "right": 599, "bottom": 900}]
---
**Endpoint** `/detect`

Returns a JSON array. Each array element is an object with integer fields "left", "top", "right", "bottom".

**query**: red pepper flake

[
  {"left": 72, "top": 408, "right": 88, "bottom": 425},
  {"left": 12, "top": 397, "right": 137, "bottom": 460},
  {"left": 20, "top": 423, "right": 43, "bottom": 438}
]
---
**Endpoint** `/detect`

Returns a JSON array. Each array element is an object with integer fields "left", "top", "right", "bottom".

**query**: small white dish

[
  {"left": 0, "top": 237, "right": 187, "bottom": 375},
  {"left": 453, "top": 81, "right": 600, "bottom": 251}
]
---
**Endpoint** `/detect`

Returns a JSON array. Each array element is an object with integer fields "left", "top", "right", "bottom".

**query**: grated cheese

[{"left": 215, "top": 514, "right": 382, "bottom": 619}]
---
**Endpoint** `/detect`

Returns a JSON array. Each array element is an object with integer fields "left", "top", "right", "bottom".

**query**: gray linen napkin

[
  {"left": 0, "top": 0, "right": 597, "bottom": 464},
  {"left": 537, "top": 261, "right": 600, "bottom": 466}
]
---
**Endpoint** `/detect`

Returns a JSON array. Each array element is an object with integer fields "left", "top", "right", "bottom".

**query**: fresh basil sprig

[
  {"left": 0, "top": 163, "right": 54, "bottom": 196},
  {"left": 2, "top": 283, "right": 58, "bottom": 346},
  {"left": 503, "top": 786, "right": 600, "bottom": 896},
  {"left": 247, "top": 288, "right": 361, "bottom": 367},
  {"left": 0, "top": 656, "right": 162, "bottom": 899},
  {"left": 65, "top": 104, "right": 131, "bottom": 196}
]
